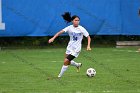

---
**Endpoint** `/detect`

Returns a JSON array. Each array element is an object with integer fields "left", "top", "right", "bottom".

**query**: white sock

[
  {"left": 58, "top": 65, "right": 68, "bottom": 77},
  {"left": 70, "top": 60, "right": 79, "bottom": 67}
]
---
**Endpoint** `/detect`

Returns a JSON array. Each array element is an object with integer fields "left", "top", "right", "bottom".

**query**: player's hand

[
  {"left": 48, "top": 38, "right": 54, "bottom": 43},
  {"left": 87, "top": 46, "right": 91, "bottom": 51}
]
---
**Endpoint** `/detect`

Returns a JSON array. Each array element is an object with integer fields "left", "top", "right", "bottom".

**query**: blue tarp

[{"left": 0, "top": 0, "right": 140, "bottom": 36}]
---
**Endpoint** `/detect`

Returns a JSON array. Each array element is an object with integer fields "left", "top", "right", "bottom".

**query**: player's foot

[
  {"left": 58, "top": 75, "right": 61, "bottom": 78},
  {"left": 76, "top": 63, "right": 82, "bottom": 72}
]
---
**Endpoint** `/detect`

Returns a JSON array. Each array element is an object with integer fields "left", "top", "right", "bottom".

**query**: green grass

[{"left": 0, "top": 47, "right": 140, "bottom": 93}]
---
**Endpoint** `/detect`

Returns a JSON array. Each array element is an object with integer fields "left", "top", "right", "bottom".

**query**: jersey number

[
  {"left": 73, "top": 36, "right": 78, "bottom": 41},
  {"left": 0, "top": 0, "right": 5, "bottom": 30}
]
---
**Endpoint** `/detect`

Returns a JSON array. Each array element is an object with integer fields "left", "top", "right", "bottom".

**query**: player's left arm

[
  {"left": 87, "top": 35, "right": 91, "bottom": 51},
  {"left": 82, "top": 27, "right": 91, "bottom": 51}
]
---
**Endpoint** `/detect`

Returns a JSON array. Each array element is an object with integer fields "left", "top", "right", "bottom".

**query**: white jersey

[{"left": 63, "top": 25, "right": 89, "bottom": 57}]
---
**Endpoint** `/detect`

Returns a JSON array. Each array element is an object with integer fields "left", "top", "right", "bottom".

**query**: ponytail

[
  {"left": 62, "top": 12, "right": 80, "bottom": 23},
  {"left": 62, "top": 12, "right": 72, "bottom": 23}
]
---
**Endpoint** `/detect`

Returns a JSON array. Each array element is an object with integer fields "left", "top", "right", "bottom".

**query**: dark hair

[{"left": 62, "top": 12, "right": 80, "bottom": 23}]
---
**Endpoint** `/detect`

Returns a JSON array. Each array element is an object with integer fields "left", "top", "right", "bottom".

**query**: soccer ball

[{"left": 86, "top": 68, "right": 96, "bottom": 77}]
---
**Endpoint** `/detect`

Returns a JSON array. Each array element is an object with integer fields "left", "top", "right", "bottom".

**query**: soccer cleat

[
  {"left": 76, "top": 63, "right": 82, "bottom": 72},
  {"left": 58, "top": 75, "right": 61, "bottom": 78}
]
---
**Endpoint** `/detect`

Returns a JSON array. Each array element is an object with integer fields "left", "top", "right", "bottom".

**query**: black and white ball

[{"left": 86, "top": 68, "right": 96, "bottom": 77}]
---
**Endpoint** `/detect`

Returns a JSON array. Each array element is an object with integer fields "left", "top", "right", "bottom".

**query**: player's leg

[
  {"left": 65, "top": 53, "right": 81, "bottom": 68},
  {"left": 58, "top": 54, "right": 75, "bottom": 77},
  {"left": 69, "top": 52, "right": 82, "bottom": 72},
  {"left": 70, "top": 60, "right": 80, "bottom": 67},
  {"left": 71, "top": 60, "right": 82, "bottom": 72},
  {"left": 58, "top": 58, "right": 70, "bottom": 78}
]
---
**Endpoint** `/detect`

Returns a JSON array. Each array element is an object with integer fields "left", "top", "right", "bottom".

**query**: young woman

[{"left": 48, "top": 12, "right": 91, "bottom": 78}]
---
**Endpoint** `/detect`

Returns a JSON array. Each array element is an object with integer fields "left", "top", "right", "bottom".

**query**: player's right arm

[{"left": 48, "top": 30, "right": 65, "bottom": 43}]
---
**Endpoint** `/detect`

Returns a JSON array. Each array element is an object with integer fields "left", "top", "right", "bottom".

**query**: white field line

[
  {"left": 113, "top": 49, "right": 139, "bottom": 53},
  {"left": 1, "top": 61, "right": 6, "bottom": 64},
  {"left": 39, "top": 50, "right": 65, "bottom": 53},
  {"left": 51, "top": 61, "right": 62, "bottom": 63}
]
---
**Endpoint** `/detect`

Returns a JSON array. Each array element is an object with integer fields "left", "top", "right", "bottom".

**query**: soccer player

[{"left": 48, "top": 12, "right": 91, "bottom": 78}]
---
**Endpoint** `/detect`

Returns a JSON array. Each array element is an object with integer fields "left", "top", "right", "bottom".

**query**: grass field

[{"left": 0, "top": 47, "right": 140, "bottom": 93}]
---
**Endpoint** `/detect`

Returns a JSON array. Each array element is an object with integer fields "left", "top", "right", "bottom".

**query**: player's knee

[{"left": 64, "top": 58, "right": 70, "bottom": 65}]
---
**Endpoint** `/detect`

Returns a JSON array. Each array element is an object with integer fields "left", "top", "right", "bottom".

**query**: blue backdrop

[{"left": 0, "top": 0, "right": 140, "bottom": 36}]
